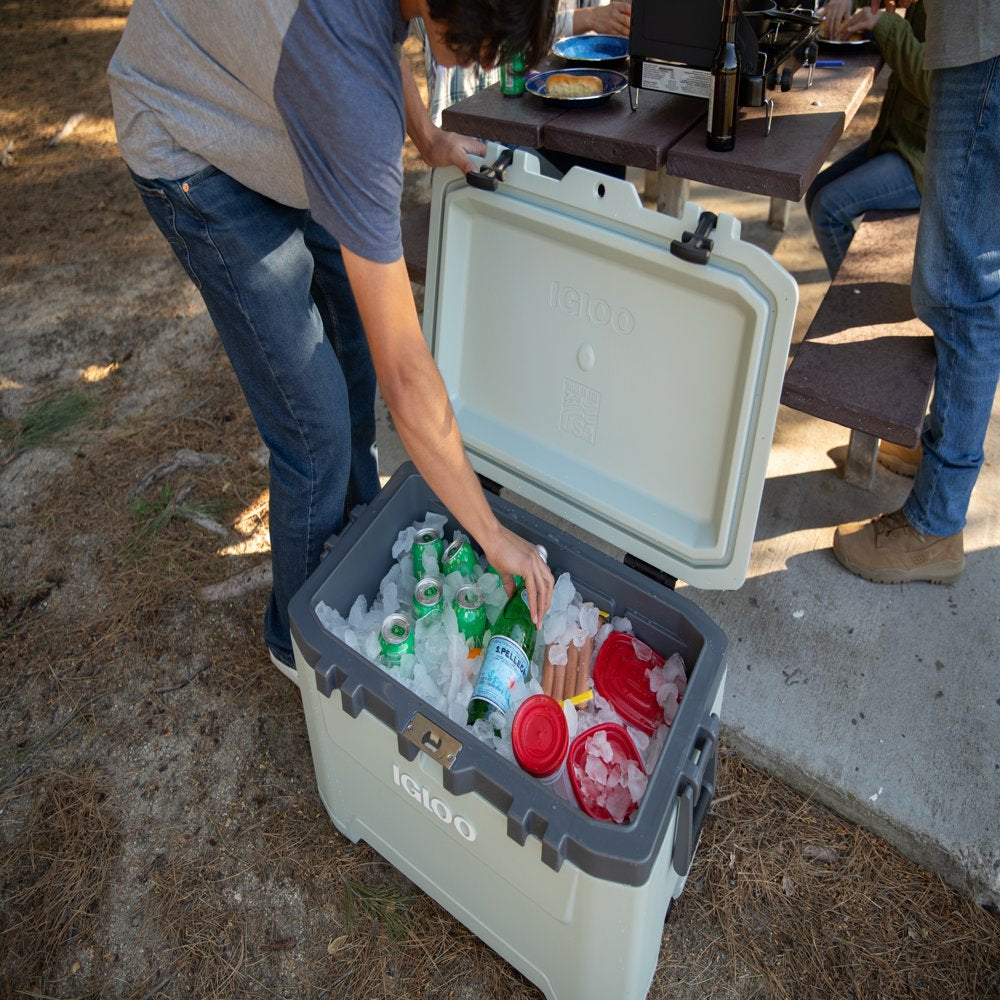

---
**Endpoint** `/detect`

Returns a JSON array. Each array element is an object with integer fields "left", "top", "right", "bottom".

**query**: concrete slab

[{"left": 679, "top": 397, "right": 1000, "bottom": 907}]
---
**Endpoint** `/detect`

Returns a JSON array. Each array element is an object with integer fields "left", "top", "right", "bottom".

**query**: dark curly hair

[{"left": 425, "top": 0, "right": 558, "bottom": 71}]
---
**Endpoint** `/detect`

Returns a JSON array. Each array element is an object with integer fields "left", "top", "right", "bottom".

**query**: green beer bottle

[{"left": 467, "top": 583, "right": 538, "bottom": 726}]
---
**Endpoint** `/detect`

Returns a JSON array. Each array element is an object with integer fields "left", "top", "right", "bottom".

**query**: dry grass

[{"left": 2, "top": 3, "right": 999, "bottom": 999}]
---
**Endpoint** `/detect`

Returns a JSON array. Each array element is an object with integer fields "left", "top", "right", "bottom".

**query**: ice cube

[
  {"left": 663, "top": 652, "right": 688, "bottom": 695},
  {"left": 391, "top": 524, "right": 416, "bottom": 560},
  {"left": 579, "top": 602, "right": 600, "bottom": 636},
  {"left": 605, "top": 783, "right": 633, "bottom": 823},
  {"left": 585, "top": 753, "right": 609, "bottom": 784},
  {"left": 381, "top": 580, "right": 399, "bottom": 615},
  {"left": 348, "top": 594, "right": 368, "bottom": 630},
  {"left": 547, "top": 642, "right": 568, "bottom": 667},
  {"left": 563, "top": 701, "right": 580, "bottom": 739},
  {"left": 656, "top": 681, "right": 678, "bottom": 709},
  {"left": 626, "top": 726, "right": 650, "bottom": 755},
  {"left": 542, "top": 609, "right": 568, "bottom": 645},
  {"left": 626, "top": 760, "right": 648, "bottom": 802},
  {"left": 630, "top": 636, "right": 656, "bottom": 663},
  {"left": 550, "top": 572, "right": 576, "bottom": 614},
  {"left": 316, "top": 600, "right": 347, "bottom": 637}
]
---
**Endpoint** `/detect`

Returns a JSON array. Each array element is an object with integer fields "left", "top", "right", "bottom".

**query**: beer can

[
  {"left": 453, "top": 584, "right": 487, "bottom": 649},
  {"left": 411, "top": 526, "right": 443, "bottom": 578},
  {"left": 379, "top": 612, "right": 414, "bottom": 667},
  {"left": 442, "top": 537, "right": 478, "bottom": 579},
  {"left": 413, "top": 576, "right": 445, "bottom": 619}
]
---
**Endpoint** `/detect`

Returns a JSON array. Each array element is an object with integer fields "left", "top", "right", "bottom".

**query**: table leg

[
  {"left": 658, "top": 174, "right": 690, "bottom": 219},
  {"left": 643, "top": 169, "right": 659, "bottom": 205},
  {"left": 768, "top": 197, "right": 791, "bottom": 231},
  {"left": 843, "top": 430, "right": 879, "bottom": 489}
]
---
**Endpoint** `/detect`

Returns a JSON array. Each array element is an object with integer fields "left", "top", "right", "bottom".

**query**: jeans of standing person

[
  {"left": 129, "top": 165, "right": 381, "bottom": 666},
  {"left": 905, "top": 55, "right": 1000, "bottom": 538},
  {"left": 805, "top": 142, "right": 922, "bottom": 277}
]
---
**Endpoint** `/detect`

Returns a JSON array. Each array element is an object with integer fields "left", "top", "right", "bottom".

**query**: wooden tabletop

[
  {"left": 666, "top": 52, "right": 883, "bottom": 201},
  {"left": 442, "top": 49, "right": 883, "bottom": 200}
]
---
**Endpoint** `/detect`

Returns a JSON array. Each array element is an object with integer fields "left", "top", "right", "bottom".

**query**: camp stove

[{"left": 627, "top": 0, "right": 821, "bottom": 134}]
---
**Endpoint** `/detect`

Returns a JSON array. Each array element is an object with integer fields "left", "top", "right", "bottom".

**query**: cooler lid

[{"left": 421, "top": 145, "right": 797, "bottom": 589}]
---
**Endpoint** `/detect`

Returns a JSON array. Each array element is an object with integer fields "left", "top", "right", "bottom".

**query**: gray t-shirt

[
  {"left": 923, "top": 0, "right": 1000, "bottom": 71},
  {"left": 108, "top": 0, "right": 409, "bottom": 263}
]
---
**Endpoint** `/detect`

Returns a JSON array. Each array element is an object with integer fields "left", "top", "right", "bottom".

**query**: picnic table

[{"left": 442, "top": 49, "right": 883, "bottom": 221}]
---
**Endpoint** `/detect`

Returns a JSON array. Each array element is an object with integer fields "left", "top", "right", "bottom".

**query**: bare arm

[
  {"left": 342, "top": 247, "right": 554, "bottom": 625},
  {"left": 399, "top": 55, "right": 486, "bottom": 173}
]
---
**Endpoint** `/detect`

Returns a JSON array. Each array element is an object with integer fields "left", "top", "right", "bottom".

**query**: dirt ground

[{"left": 2, "top": 2, "right": 1000, "bottom": 998}]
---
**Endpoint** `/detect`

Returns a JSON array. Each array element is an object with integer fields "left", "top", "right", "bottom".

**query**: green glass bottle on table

[
  {"left": 500, "top": 50, "right": 526, "bottom": 96},
  {"left": 467, "top": 583, "right": 538, "bottom": 726}
]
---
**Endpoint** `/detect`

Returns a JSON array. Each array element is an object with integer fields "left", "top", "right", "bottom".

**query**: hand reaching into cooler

[{"left": 482, "top": 527, "right": 553, "bottom": 627}]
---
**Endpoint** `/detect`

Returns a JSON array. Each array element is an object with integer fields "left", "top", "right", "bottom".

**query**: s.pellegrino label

[{"left": 468, "top": 636, "right": 529, "bottom": 723}]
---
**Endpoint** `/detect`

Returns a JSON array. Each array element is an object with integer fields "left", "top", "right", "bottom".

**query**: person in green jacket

[{"left": 805, "top": 0, "right": 929, "bottom": 277}]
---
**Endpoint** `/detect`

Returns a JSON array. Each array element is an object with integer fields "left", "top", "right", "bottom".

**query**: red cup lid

[
  {"left": 512, "top": 695, "right": 569, "bottom": 778},
  {"left": 592, "top": 631, "right": 665, "bottom": 735},
  {"left": 567, "top": 722, "right": 642, "bottom": 822}
]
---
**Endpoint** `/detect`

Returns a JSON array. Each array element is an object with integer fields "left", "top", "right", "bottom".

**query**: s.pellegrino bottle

[
  {"left": 707, "top": 0, "right": 741, "bottom": 152},
  {"left": 467, "top": 584, "right": 537, "bottom": 726}
]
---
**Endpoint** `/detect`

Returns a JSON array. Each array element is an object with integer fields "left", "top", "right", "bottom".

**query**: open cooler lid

[{"left": 421, "top": 145, "right": 797, "bottom": 589}]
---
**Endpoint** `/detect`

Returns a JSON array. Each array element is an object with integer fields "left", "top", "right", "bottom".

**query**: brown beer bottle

[{"left": 707, "top": 0, "right": 741, "bottom": 152}]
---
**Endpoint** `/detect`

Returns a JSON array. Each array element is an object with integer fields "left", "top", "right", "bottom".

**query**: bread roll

[{"left": 546, "top": 73, "right": 604, "bottom": 99}]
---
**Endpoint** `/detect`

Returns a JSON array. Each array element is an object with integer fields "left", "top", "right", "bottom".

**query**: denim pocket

[{"left": 130, "top": 174, "right": 202, "bottom": 290}]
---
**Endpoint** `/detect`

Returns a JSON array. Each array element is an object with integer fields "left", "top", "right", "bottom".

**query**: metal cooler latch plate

[{"left": 403, "top": 712, "right": 463, "bottom": 769}]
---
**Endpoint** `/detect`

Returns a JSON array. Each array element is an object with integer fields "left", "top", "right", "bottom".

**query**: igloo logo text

[
  {"left": 549, "top": 280, "right": 635, "bottom": 335},
  {"left": 391, "top": 763, "right": 476, "bottom": 842}
]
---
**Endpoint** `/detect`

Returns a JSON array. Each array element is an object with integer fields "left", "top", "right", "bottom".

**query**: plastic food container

[
  {"left": 593, "top": 632, "right": 667, "bottom": 734},
  {"left": 512, "top": 694, "right": 573, "bottom": 800},
  {"left": 568, "top": 722, "right": 645, "bottom": 822}
]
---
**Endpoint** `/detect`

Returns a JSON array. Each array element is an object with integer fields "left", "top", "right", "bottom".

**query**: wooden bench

[{"left": 781, "top": 209, "right": 936, "bottom": 488}]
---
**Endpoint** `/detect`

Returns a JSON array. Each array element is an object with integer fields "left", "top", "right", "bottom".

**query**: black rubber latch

[
  {"left": 669, "top": 210, "right": 719, "bottom": 266},
  {"left": 466, "top": 147, "right": 515, "bottom": 191}
]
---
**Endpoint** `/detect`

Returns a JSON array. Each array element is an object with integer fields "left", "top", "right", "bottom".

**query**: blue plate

[
  {"left": 525, "top": 68, "right": 629, "bottom": 108},
  {"left": 551, "top": 34, "right": 629, "bottom": 66}
]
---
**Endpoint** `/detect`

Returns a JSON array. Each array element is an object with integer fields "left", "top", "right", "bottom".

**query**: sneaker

[
  {"left": 833, "top": 509, "right": 965, "bottom": 584},
  {"left": 269, "top": 648, "right": 299, "bottom": 686},
  {"left": 877, "top": 440, "right": 922, "bottom": 478}
]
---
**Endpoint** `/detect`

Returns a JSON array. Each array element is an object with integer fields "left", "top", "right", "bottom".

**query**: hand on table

[
  {"left": 846, "top": 5, "right": 884, "bottom": 34},
  {"left": 818, "top": 0, "right": 854, "bottom": 39}
]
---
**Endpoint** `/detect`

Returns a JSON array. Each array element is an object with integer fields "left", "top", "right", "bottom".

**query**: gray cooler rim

[{"left": 289, "top": 462, "right": 727, "bottom": 887}]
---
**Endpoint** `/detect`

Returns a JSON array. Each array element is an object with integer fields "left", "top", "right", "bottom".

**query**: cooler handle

[
  {"left": 321, "top": 502, "right": 369, "bottom": 555},
  {"left": 466, "top": 147, "right": 514, "bottom": 191},
  {"left": 672, "top": 714, "right": 720, "bottom": 878}
]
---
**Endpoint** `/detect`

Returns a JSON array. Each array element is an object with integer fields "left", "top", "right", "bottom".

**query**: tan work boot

[
  {"left": 877, "top": 440, "right": 922, "bottom": 478},
  {"left": 833, "top": 509, "right": 965, "bottom": 584}
]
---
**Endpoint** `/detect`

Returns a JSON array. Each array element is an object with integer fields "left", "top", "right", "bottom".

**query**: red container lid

[
  {"left": 512, "top": 695, "right": 569, "bottom": 778},
  {"left": 592, "top": 631, "right": 665, "bottom": 735},
  {"left": 567, "top": 722, "right": 643, "bottom": 822}
]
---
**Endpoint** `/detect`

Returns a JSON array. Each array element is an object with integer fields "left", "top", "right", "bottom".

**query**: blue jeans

[
  {"left": 805, "top": 142, "right": 922, "bottom": 277},
  {"left": 129, "top": 166, "right": 380, "bottom": 664},
  {"left": 905, "top": 56, "right": 1000, "bottom": 537}
]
